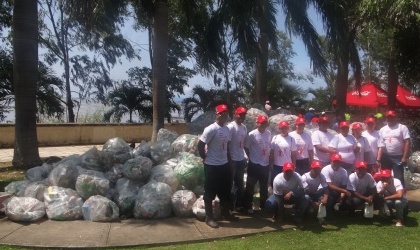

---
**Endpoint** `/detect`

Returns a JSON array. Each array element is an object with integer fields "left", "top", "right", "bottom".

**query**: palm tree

[{"left": 12, "top": 0, "right": 42, "bottom": 168}]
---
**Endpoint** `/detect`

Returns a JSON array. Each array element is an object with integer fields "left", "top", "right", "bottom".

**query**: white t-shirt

[
  {"left": 199, "top": 122, "right": 231, "bottom": 165},
  {"left": 244, "top": 129, "right": 271, "bottom": 166},
  {"left": 301, "top": 172, "right": 328, "bottom": 194},
  {"left": 227, "top": 121, "right": 247, "bottom": 161},
  {"left": 379, "top": 123, "right": 411, "bottom": 156},
  {"left": 289, "top": 131, "right": 314, "bottom": 160},
  {"left": 376, "top": 178, "right": 405, "bottom": 198},
  {"left": 270, "top": 134, "right": 297, "bottom": 166},
  {"left": 354, "top": 136, "right": 372, "bottom": 163},
  {"left": 321, "top": 164, "right": 348, "bottom": 187},
  {"left": 273, "top": 172, "right": 306, "bottom": 195},
  {"left": 347, "top": 172, "right": 376, "bottom": 194},
  {"left": 362, "top": 130, "right": 380, "bottom": 164},
  {"left": 312, "top": 129, "right": 334, "bottom": 162},
  {"left": 329, "top": 134, "right": 357, "bottom": 164}
]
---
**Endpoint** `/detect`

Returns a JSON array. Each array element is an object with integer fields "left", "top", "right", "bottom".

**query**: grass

[{"left": 0, "top": 211, "right": 419, "bottom": 250}]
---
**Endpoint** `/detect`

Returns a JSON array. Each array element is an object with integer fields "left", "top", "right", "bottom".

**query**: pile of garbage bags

[{"left": 2, "top": 129, "right": 209, "bottom": 223}]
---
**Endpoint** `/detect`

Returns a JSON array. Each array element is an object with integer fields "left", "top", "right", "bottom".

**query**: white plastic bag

[
  {"left": 364, "top": 202, "right": 374, "bottom": 218},
  {"left": 383, "top": 202, "right": 391, "bottom": 216},
  {"left": 317, "top": 203, "right": 326, "bottom": 219}
]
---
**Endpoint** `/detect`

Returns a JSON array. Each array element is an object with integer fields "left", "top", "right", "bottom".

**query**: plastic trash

[
  {"left": 80, "top": 146, "right": 104, "bottom": 171},
  {"left": 171, "top": 190, "right": 197, "bottom": 217},
  {"left": 44, "top": 186, "right": 83, "bottom": 220},
  {"left": 48, "top": 164, "right": 85, "bottom": 190},
  {"left": 5, "top": 197, "right": 45, "bottom": 222},
  {"left": 157, "top": 128, "right": 179, "bottom": 143},
  {"left": 173, "top": 153, "right": 205, "bottom": 190},
  {"left": 133, "top": 181, "right": 173, "bottom": 219},
  {"left": 171, "top": 134, "right": 200, "bottom": 155},
  {"left": 25, "top": 163, "right": 53, "bottom": 182},
  {"left": 150, "top": 140, "right": 174, "bottom": 164},
  {"left": 192, "top": 196, "right": 221, "bottom": 221},
  {"left": 317, "top": 203, "right": 326, "bottom": 219},
  {"left": 4, "top": 180, "right": 31, "bottom": 196},
  {"left": 105, "top": 164, "right": 124, "bottom": 186},
  {"left": 364, "top": 202, "right": 374, "bottom": 218},
  {"left": 75, "top": 170, "right": 110, "bottom": 200},
  {"left": 18, "top": 181, "right": 48, "bottom": 202},
  {"left": 122, "top": 156, "right": 153, "bottom": 181},
  {"left": 102, "top": 137, "right": 132, "bottom": 169},
  {"left": 82, "top": 195, "right": 119, "bottom": 222},
  {"left": 132, "top": 140, "right": 151, "bottom": 158},
  {"left": 113, "top": 178, "right": 145, "bottom": 217},
  {"left": 149, "top": 164, "right": 179, "bottom": 191}
]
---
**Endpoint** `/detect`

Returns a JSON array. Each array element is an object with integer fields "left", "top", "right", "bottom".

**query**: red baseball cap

[
  {"left": 319, "top": 116, "right": 329, "bottom": 123},
  {"left": 278, "top": 121, "right": 289, "bottom": 128},
  {"left": 351, "top": 123, "right": 362, "bottom": 130},
  {"left": 283, "top": 162, "right": 295, "bottom": 172},
  {"left": 311, "top": 117, "right": 319, "bottom": 123},
  {"left": 386, "top": 110, "right": 396, "bottom": 117},
  {"left": 295, "top": 117, "right": 305, "bottom": 125},
  {"left": 356, "top": 161, "right": 367, "bottom": 169},
  {"left": 380, "top": 169, "right": 392, "bottom": 178},
  {"left": 310, "top": 160, "right": 322, "bottom": 169},
  {"left": 330, "top": 153, "right": 342, "bottom": 162},
  {"left": 235, "top": 106, "right": 247, "bottom": 115},
  {"left": 339, "top": 121, "right": 350, "bottom": 128},
  {"left": 256, "top": 115, "right": 268, "bottom": 123},
  {"left": 365, "top": 117, "right": 375, "bottom": 124},
  {"left": 215, "top": 104, "right": 228, "bottom": 114}
]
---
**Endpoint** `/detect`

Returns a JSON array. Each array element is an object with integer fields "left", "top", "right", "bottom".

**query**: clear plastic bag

[
  {"left": 82, "top": 195, "right": 119, "bottom": 222},
  {"left": 132, "top": 140, "right": 151, "bottom": 158},
  {"left": 44, "top": 186, "right": 84, "bottom": 220},
  {"left": 25, "top": 163, "right": 53, "bottom": 182},
  {"left": 102, "top": 137, "right": 132, "bottom": 169},
  {"left": 383, "top": 202, "right": 391, "bottom": 216},
  {"left": 133, "top": 181, "right": 173, "bottom": 219},
  {"left": 75, "top": 170, "right": 110, "bottom": 200},
  {"left": 171, "top": 190, "right": 196, "bottom": 217},
  {"left": 113, "top": 178, "right": 145, "bottom": 217},
  {"left": 157, "top": 128, "right": 179, "bottom": 143},
  {"left": 5, "top": 197, "right": 45, "bottom": 222},
  {"left": 173, "top": 153, "right": 205, "bottom": 190},
  {"left": 171, "top": 134, "right": 200, "bottom": 155},
  {"left": 18, "top": 181, "right": 48, "bottom": 202},
  {"left": 4, "top": 180, "right": 31, "bottom": 196},
  {"left": 122, "top": 156, "right": 153, "bottom": 181},
  {"left": 364, "top": 202, "right": 374, "bottom": 218},
  {"left": 150, "top": 140, "right": 174, "bottom": 164},
  {"left": 149, "top": 164, "right": 179, "bottom": 192},
  {"left": 192, "top": 196, "right": 221, "bottom": 221},
  {"left": 80, "top": 146, "right": 104, "bottom": 171},
  {"left": 48, "top": 164, "right": 86, "bottom": 190}
]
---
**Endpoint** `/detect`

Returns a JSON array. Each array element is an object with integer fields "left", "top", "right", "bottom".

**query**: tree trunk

[
  {"left": 12, "top": 0, "right": 42, "bottom": 168},
  {"left": 335, "top": 44, "right": 350, "bottom": 119},
  {"left": 387, "top": 44, "right": 398, "bottom": 110},
  {"left": 255, "top": 33, "right": 268, "bottom": 105},
  {"left": 64, "top": 60, "right": 75, "bottom": 122},
  {"left": 151, "top": 0, "right": 168, "bottom": 144}
]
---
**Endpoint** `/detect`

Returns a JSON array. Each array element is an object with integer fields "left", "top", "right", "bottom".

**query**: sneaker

[
  {"left": 247, "top": 209, "right": 254, "bottom": 214},
  {"left": 396, "top": 220, "right": 403, "bottom": 227},
  {"left": 205, "top": 218, "right": 219, "bottom": 228}
]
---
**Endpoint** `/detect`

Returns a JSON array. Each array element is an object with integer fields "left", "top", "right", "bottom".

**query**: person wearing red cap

[
  {"left": 311, "top": 116, "right": 336, "bottom": 167},
  {"left": 272, "top": 162, "right": 310, "bottom": 226},
  {"left": 329, "top": 121, "right": 360, "bottom": 175},
  {"left": 198, "top": 104, "right": 234, "bottom": 228},
  {"left": 243, "top": 114, "right": 272, "bottom": 214},
  {"left": 346, "top": 161, "right": 379, "bottom": 217},
  {"left": 289, "top": 117, "right": 314, "bottom": 175},
  {"left": 321, "top": 153, "right": 351, "bottom": 212},
  {"left": 301, "top": 160, "right": 329, "bottom": 222},
  {"left": 377, "top": 110, "right": 411, "bottom": 187},
  {"left": 375, "top": 169, "right": 408, "bottom": 227},
  {"left": 269, "top": 120, "right": 297, "bottom": 186},
  {"left": 351, "top": 122, "right": 372, "bottom": 164},
  {"left": 227, "top": 106, "right": 248, "bottom": 211},
  {"left": 362, "top": 117, "right": 381, "bottom": 174}
]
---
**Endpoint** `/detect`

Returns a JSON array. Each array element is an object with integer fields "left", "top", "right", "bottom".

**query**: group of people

[{"left": 197, "top": 104, "right": 411, "bottom": 229}]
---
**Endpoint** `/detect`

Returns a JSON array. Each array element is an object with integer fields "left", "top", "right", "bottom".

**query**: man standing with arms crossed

[
  {"left": 198, "top": 104, "right": 235, "bottom": 228},
  {"left": 227, "top": 106, "right": 248, "bottom": 211}
]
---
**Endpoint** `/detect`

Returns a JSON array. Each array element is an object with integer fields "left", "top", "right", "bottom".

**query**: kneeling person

[{"left": 302, "top": 161, "right": 329, "bottom": 216}]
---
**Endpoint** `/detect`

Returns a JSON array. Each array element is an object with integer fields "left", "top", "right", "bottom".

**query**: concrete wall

[{"left": 0, "top": 123, "right": 188, "bottom": 148}]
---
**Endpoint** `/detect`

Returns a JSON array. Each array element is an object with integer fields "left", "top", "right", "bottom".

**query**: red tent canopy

[
  {"left": 346, "top": 82, "right": 388, "bottom": 107},
  {"left": 396, "top": 85, "right": 420, "bottom": 108}
]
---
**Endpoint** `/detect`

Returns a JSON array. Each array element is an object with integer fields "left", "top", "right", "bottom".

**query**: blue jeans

[
  {"left": 381, "top": 154, "right": 405, "bottom": 187},
  {"left": 275, "top": 194, "right": 310, "bottom": 222},
  {"left": 270, "top": 164, "right": 282, "bottom": 187}
]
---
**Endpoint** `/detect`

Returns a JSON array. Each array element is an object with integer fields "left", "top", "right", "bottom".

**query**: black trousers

[
  {"left": 203, "top": 163, "right": 232, "bottom": 210},
  {"left": 244, "top": 161, "right": 269, "bottom": 209}
]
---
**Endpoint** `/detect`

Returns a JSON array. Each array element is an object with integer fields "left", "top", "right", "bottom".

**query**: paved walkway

[{"left": 0, "top": 146, "right": 420, "bottom": 248}]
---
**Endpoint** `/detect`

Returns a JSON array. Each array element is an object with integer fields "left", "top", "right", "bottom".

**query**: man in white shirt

[
  {"left": 227, "top": 106, "right": 248, "bottom": 211},
  {"left": 198, "top": 104, "right": 234, "bottom": 228},
  {"left": 377, "top": 110, "right": 411, "bottom": 187},
  {"left": 346, "top": 161, "right": 379, "bottom": 216},
  {"left": 352, "top": 123, "right": 371, "bottom": 164},
  {"left": 302, "top": 161, "right": 329, "bottom": 212},
  {"left": 321, "top": 153, "right": 351, "bottom": 212},
  {"left": 311, "top": 116, "right": 336, "bottom": 167},
  {"left": 272, "top": 162, "right": 310, "bottom": 226},
  {"left": 244, "top": 115, "right": 271, "bottom": 214},
  {"left": 362, "top": 117, "right": 381, "bottom": 174},
  {"left": 290, "top": 117, "right": 314, "bottom": 175},
  {"left": 375, "top": 169, "right": 408, "bottom": 227}
]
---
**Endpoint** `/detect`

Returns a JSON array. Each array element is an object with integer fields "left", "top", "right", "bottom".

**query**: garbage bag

[
  {"left": 75, "top": 170, "right": 110, "bottom": 200},
  {"left": 133, "top": 181, "right": 173, "bottom": 219},
  {"left": 18, "top": 181, "right": 48, "bottom": 202},
  {"left": 408, "top": 151, "right": 420, "bottom": 173},
  {"left": 4, "top": 180, "right": 31, "bottom": 196},
  {"left": 163, "top": 157, "right": 179, "bottom": 169},
  {"left": 53, "top": 155, "right": 83, "bottom": 169},
  {"left": 80, "top": 146, "right": 104, "bottom": 171},
  {"left": 171, "top": 190, "right": 196, "bottom": 217},
  {"left": 44, "top": 186, "right": 83, "bottom": 220},
  {"left": 102, "top": 137, "right": 132, "bottom": 169},
  {"left": 82, "top": 195, "right": 119, "bottom": 222},
  {"left": 364, "top": 202, "right": 374, "bottom": 218},
  {"left": 187, "top": 111, "right": 215, "bottom": 135},
  {"left": 5, "top": 197, "right": 45, "bottom": 222},
  {"left": 171, "top": 134, "right": 200, "bottom": 155},
  {"left": 25, "top": 163, "right": 53, "bottom": 182},
  {"left": 113, "top": 178, "right": 145, "bottom": 217},
  {"left": 122, "top": 156, "right": 153, "bottom": 181},
  {"left": 48, "top": 164, "right": 85, "bottom": 189},
  {"left": 105, "top": 164, "right": 124, "bottom": 186},
  {"left": 132, "top": 140, "right": 151, "bottom": 158},
  {"left": 149, "top": 164, "right": 179, "bottom": 191},
  {"left": 157, "top": 128, "right": 179, "bottom": 143},
  {"left": 150, "top": 140, "right": 175, "bottom": 164},
  {"left": 173, "top": 153, "right": 205, "bottom": 190},
  {"left": 192, "top": 196, "right": 221, "bottom": 221}
]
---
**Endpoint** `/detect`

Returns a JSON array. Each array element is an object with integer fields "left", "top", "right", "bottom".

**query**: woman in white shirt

[
  {"left": 289, "top": 117, "right": 314, "bottom": 175},
  {"left": 352, "top": 122, "right": 371, "bottom": 165},
  {"left": 329, "top": 121, "right": 360, "bottom": 175}
]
